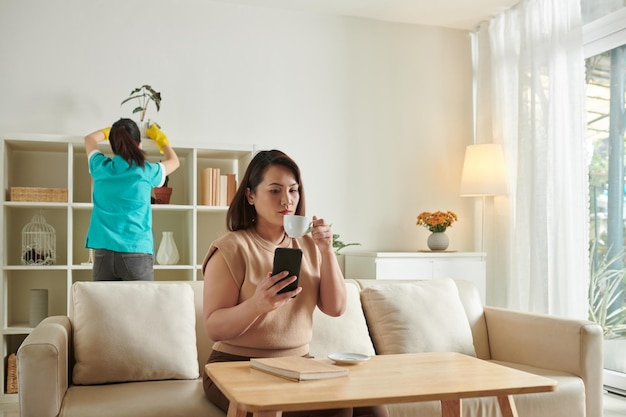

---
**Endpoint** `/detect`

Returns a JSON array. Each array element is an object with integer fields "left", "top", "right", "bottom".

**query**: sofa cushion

[
  {"left": 309, "top": 280, "right": 376, "bottom": 358},
  {"left": 360, "top": 278, "right": 476, "bottom": 356},
  {"left": 61, "top": 380, "right": 222, "bottom": 417},
  {"left": 70, "top": 281, "right": 199, "bottom": 385}
]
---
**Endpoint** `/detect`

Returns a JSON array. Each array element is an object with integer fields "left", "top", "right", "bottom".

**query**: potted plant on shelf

[
  {"left": 153, "top": 175, "right": 172, "bottom": 204},
  {"left": 120, "top": 84, "right": 162, "bottom": 136}
]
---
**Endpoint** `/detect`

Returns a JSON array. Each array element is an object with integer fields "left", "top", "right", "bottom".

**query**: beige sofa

[{"left": 17, "top": 278, "right": 603, "bottom": 417}]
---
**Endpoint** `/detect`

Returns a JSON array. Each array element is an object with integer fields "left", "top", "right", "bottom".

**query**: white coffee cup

[{"left": 283, "top": 214, "right": 313, "bottom": 238}]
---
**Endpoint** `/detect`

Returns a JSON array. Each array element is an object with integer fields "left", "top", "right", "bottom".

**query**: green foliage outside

[{"left": 588, "top": 243, "right": 626, "bottom": 338}]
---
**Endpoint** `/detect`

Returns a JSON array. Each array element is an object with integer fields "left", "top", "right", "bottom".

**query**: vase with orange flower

[{"left": 416, "top": 211, "right": 458, "bottom": 251}]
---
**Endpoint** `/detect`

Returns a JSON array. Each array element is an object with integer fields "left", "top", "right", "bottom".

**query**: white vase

[
  {"left": 137, "top": 120, "right": 149, "bottom": 138},
  {"left": 427, "top": 232, "right": 449, "bottom": 251},
  {"left": 156, "top": 231, "right": 180, "bottom": 265},
  {"left": 29, "top": 289, "right": 48, "bottom": 327}
]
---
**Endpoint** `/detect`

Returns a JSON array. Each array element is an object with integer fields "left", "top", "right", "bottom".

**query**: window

[{"left": 584, "top": 4, "right": 626, "bottom": 396}]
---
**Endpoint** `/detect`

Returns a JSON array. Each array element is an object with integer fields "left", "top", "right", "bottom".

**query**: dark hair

[
  {"left": 227, "top": 150, "right": 305, "bottom": 231},
  {"left": 109, "top": 118, "right": 146, "bottom": 168}
]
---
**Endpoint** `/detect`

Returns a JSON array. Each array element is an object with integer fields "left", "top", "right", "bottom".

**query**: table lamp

[{"left": 459, "top": 143, "right": 508, "bottom": 251}]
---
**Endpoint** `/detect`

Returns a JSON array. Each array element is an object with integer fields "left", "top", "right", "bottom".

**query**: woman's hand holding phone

[{"left": 272, "top": 248, "right": 302, "bottom": 296}]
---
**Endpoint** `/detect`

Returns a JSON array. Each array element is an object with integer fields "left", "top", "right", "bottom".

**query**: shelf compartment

[
  {"left": 3, "top": 207, "right": 68, "bottom": 266},
  {"left": 196, "top": 211, "right": 229, "bottom": 265},
  {"left": 5, "top": 270, "right": 67, "bottom": 328},
  {"left": 4, "top": 140, "right": 69, "bottom": 194},
  {"left": 153, "top": 209, "right": 193, "bottom": 266}
]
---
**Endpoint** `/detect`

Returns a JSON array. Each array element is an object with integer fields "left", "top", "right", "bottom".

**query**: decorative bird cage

[{"left": 21, "top": 213, "right": 56, "bottom": 265}]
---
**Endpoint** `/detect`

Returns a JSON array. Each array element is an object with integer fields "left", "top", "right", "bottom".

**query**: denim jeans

[{"left": 92, "top": 249, "right": 154, "bottom": 281}]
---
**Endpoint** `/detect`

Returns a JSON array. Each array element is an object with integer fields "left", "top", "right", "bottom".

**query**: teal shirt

[{"left": 85, "top": 151, "right": 164, "bottom": 254}]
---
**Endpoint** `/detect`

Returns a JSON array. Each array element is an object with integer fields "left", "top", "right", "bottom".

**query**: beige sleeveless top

[{"left": 202, "top": 228, "right": 321, "bottom": 357}]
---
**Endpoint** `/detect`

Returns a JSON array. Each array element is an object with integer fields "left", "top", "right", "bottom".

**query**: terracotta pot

[{"left": 153, "top": 187, "right": 173, "bottom": 204}]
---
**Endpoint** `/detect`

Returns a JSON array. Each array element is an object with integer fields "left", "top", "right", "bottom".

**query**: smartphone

[{"left": 272, "top": 248, "right": 303, "bottom": 295}]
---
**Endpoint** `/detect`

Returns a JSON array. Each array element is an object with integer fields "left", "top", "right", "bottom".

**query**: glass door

[{"left": 587, "top": 43, "right": 626, "bottom": 396}]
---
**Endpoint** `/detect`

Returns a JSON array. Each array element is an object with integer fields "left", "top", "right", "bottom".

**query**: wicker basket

[
  {"left": 10, "top": 187, "right": 68, "bottom": 202},
  {"left": 7, "top": 353, "right": 17, "bottom": 394}
]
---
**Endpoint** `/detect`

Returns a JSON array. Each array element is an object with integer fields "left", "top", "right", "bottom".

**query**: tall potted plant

[{"left": 120, "top": 84, "right": 162, "bottom": 136}]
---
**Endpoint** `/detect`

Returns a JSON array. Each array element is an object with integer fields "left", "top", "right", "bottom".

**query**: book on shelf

[
  {"left": 219, "top": 174, "right": 227, "bottom": 206},
  {"left": 226, "top": 173, "right": 236, "bottom": 205},
  {"left": 200, "top": 167, "right": 213, "bottom": 206},
  {"left": 250, "top": 356, "right": 349, "bottom": 382},
  {"left": 200, "top": 168, "right": 237, "bottom": 206},
  {"left": 211, "top": 167, "right": 220, "bottom": 206}
]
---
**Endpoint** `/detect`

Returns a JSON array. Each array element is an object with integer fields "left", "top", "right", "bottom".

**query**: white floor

[
  {"left": 2, "top": 392, "right": 625, "bottom": 416},
  {"left": 605, "top": 391, "right": 626, "bottom": 417}
]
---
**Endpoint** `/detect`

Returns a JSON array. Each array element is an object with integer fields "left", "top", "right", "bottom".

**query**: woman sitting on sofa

[{"left": 201, "top": 149, "right": 387, "bottom": 417}]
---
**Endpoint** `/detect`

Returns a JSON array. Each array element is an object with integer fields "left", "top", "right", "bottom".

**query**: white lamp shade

[{"left": 460, "top": 144, "right": 508, "bottom": 196}]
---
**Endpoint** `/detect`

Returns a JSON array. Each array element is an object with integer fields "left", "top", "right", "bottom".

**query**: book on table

[{"left": 250, "top": 356, "right": 349, "bottom": 381}]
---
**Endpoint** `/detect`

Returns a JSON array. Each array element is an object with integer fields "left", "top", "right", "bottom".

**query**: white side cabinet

[
  {"left": 344, "top": 252, "right": 487, "bottom": 302},
  {"left": 0, "top": 133, "right": 255, "bottom": 400}
]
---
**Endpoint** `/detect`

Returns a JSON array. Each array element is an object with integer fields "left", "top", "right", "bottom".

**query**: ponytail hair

[{"left": 109, "top": 118, "right": 146, "bottom": 168}]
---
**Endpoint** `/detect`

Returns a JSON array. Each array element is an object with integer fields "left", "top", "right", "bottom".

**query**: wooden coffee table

[{"left": 205, "top": 352, "right": 557, "bottom": 417}]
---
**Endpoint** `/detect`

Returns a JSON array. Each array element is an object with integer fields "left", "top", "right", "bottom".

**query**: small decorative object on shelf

[
  {"left": 156, "top": 231, "right": 180, "bottom": 265},
  {"left": 81, "top": 249, "right": 95, "bottom": 266},
  {"left": 21, "top": 213, "right": 56, "bottom": 265},
  {"left": 29, "top": 288, "right": 48, "bottom": 327},
  {"left": 416, "top": 211, "right": 458, "bottom": 251}
]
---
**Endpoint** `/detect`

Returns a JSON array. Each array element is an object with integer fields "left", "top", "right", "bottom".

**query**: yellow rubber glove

[
  {"left": 146, "top": 123, "right": 170, "bottom": 154},
  {"left": 101, "top": 127, "right": 111, "bottom": 140}
]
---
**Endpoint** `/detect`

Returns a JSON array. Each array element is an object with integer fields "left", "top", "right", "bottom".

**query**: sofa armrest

[
  {"left": 484, "top": 306, "right": 603, "bottom": 417},
  {"left": 17, "top": 316, "right": 72, "bottom": 417}
]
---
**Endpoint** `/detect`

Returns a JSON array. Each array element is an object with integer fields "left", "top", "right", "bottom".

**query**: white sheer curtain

[{"left": 477, "top": 0, "right": 589, "bottom": 318}]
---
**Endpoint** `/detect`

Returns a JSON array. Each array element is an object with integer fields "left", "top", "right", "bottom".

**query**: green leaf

[
  {"left": 332, "top": 233, "right": 361, "bottom": 255},
  {"left": 120, "top": 85, "right": 162, "bottom": 118}
]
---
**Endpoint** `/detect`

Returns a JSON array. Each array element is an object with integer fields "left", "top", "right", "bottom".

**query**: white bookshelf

[{"left": 0, "top": 133, "right": 255, "bottom": 399}]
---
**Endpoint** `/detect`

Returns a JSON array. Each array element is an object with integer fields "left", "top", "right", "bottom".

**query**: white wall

[{"left": 0, "top": 0, "right": 475, "bottom": 253}]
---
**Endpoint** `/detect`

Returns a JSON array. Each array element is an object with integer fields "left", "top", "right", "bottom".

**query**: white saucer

[{"left": 328, "top": 352, "right": 371, "bottom": 365}]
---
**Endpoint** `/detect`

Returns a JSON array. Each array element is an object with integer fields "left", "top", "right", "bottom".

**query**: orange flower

[{"left": 416, "top": 211, "right": 458, "bottom": 233}]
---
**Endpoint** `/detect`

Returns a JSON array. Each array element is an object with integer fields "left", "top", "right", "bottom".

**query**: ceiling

[{"left": 212, "top": 0, "right": 520, "bottom": 30}]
